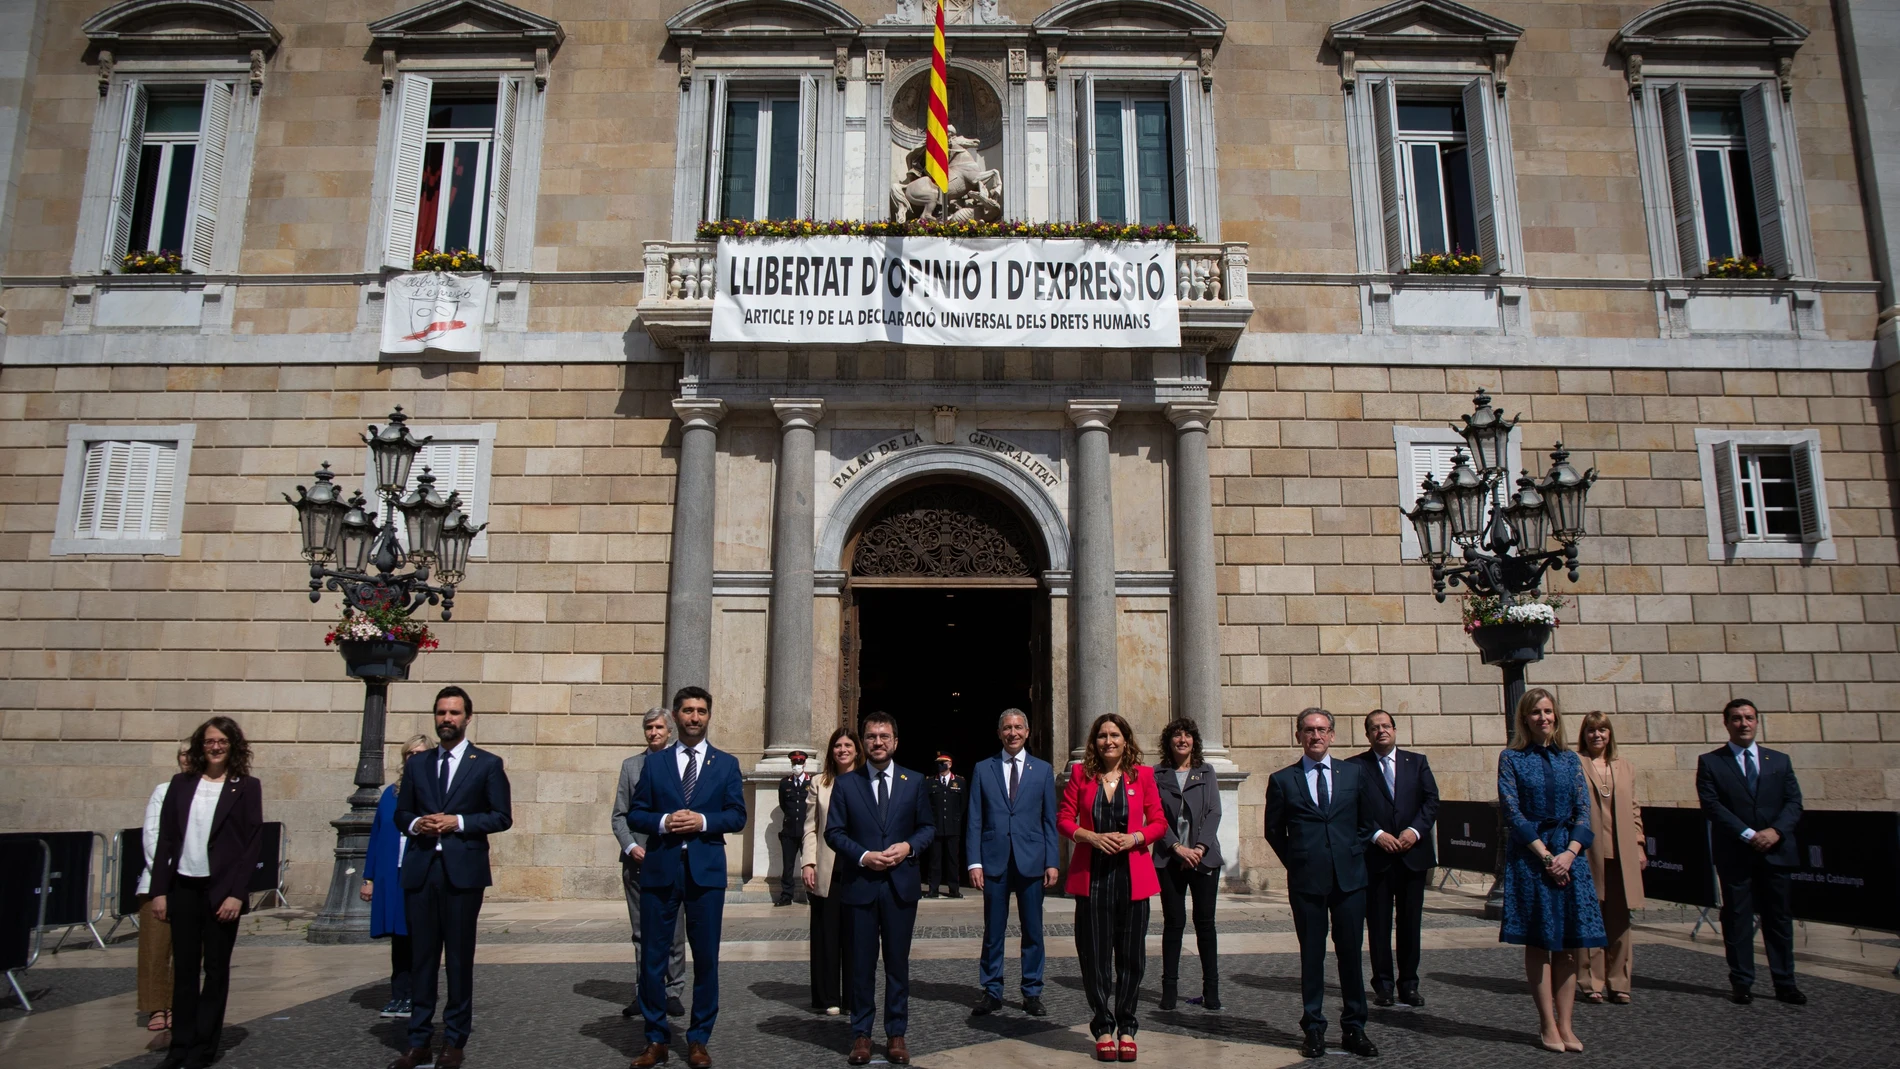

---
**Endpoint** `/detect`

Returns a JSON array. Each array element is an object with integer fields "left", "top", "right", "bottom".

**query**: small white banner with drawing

[
  {"left": 711, "top": 236, "right": 1179, "bottom": 348},
  {"left": 381, "top": 272, "right": 489, "bottom": 354}
]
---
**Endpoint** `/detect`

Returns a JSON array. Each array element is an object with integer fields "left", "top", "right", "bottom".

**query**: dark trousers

[
  {"left": 778, "top": 834, "right": 802, "bottom": 901},
  {"left": 166, "top": 874, "right": 238, "bottom": 1066},
  {"left": 1074, "top": 893, "right": 1148, "bottom": 1038},
  {"left": 808, "top": 890, "right": 851, "bottom": 1011},
  {"left": 1365, "top": 862, "right": 1427, "bottom": 996},
  {"left": 389, "top": 933, "right": 413, "bottom": 1002},
  {"left": 1290, "top": 886, "right": 1368, "bottom": 1034},
  {"left": 640, "top": 876, "right": 725, "bottom": 1046},
  {"left": 405, "top": 853, "right": 484, "bottom": 1049},
  {"left": 978, "top": 869, "right": 1046, "bottom": 998},
  {"left": 621, "top": 857, "right": 687, "bottom": 1002},
  {"left": 922, "top": 836, "right": 963, "bottom": 895},
  {"left": 1718, "top": 860, "right": 1796, "bottom": 990},
  {"left": 846, "top": 880, "right": 918, "bottom": 1038},
  {"left": 1157, "top": 864, "right": 1220, "bottom": 998}
]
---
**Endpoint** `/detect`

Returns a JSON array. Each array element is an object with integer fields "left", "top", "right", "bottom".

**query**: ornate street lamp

[
  {"left": 286, "top": 406, "right": 487, "bottom": 944},
  {"left": 1402, "top": 389, "right": 1596, "bottom": 917}
]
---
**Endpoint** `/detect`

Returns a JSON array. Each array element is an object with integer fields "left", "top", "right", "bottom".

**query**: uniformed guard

[
  {"left": 923, "top": 751, "right": 967, "bottom": 898},
  {"left": 777, "top": 751, "right": 812, "bottom": 906}
]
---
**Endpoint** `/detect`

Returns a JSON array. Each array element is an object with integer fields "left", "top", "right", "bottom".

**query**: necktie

[
  {"left": 1743, "top": 750, "right": 1759, "bottom": 795},
  {"left": 681, "top": 747, "right": 699, "bottom": 806},
  {"left": 1384, "top": 755, "right": 1396, "bottom": 795},
  {"left": 437, "top": 749, "right": 451, "bottom": 799},
  {"left": 1315, "top": 764, "right": 1330, "bottom": 809},
  {"left": 1008, "top": 757, "right": 1020, "bottom": 802},
  {"left": 876, "top": 771, "right": 889, "bottom": 813}
]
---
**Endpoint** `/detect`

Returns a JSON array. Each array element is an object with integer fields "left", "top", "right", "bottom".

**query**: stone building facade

[{"left": 0, "top": 0, "right": 1897, "bottom": 903}]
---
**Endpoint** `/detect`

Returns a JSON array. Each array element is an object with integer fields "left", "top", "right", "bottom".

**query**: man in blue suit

[
  {"left": 825, "top": 710, "right": 934, "bottom": 1066},
  {"left": 625, "top": 686, "right": 749, "bottom": 1069},
  {"left": 390, "top": 686, "right": 513, "bottom": 1069},
  {"left": 1265, "top": 707, "right": 1380, "bottom": 1060},
  {"left": 964, "top": 708, "right": 1059, "bottom": 1017}
]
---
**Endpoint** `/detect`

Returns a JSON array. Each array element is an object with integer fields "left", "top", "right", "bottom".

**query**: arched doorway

[{"left": 841, "top": 479, "right": 1053, "bottom": 775}]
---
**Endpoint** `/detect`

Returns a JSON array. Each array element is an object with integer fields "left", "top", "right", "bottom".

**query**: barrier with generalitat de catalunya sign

[
  {"left": 710, "top": 236, "right": 1181, "bottom": 348},
  {"left": 1433, "top": 800, "right": 1501, "bottom": 874}
]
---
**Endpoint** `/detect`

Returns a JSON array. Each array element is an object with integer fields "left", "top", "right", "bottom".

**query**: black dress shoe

[
  {"left": 1372, "top": 990, "right": 1394, "bottom": 1007},
  {"left": 1300, "top": 1031, "right": 1326, "bottom": 1059},
  {"left": 1730, "top": 985, "right": 1753, "bottom": 1005},
  {"left": 668, "top": 995, "right": 687, "bottom": 1017},
  {"left": 1774, "top": 987, "right": 1807, "bottom": 1005},
  {"left": 971, "top": 993, "right": 1004, "bottom": 1016},
  {"left": 922, "top": 892, "right": 940, "bottom": 899},
  {"left": 1398, "top": 988, "right": 1425, "bottom": 1008},
  {"left": 623, "top": 1003, "right": 640, "bottom": 1018},
  {"left": 947, "top": 891, "right": 964, "bottom": 898},
  {"left": 1342, "top": 1026, "right": 1379, "bottom": 1057},
  {"left": 1022, "top": 995, "right": 1047, "bottom": 1017}
]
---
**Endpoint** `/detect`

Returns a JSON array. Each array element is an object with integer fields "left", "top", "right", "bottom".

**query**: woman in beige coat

[
  {"left": 801, "top": 726, "right": 861, "bottom": 1016},
  {"left": 1577, "top": 711, "right": 1646, "bottom": 1003}
]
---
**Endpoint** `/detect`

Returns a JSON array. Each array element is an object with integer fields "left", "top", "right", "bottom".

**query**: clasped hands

[
  {"left": 1087, "top": 829, "right": 1139, "bottom": 855},
  {"left": 860, "top": 842, "right": 911, "bottom": 871},
  {"left": 413, "top": 812, "right": 459, "bottom": 836},
  {"left": 1375, "top": 828, "right": 1421, "bottom": 854},
  {"left": 663, "top": 809, "right": 703, "bottom": 835},
  {"left": 1749, "top": 827, "right": 1782, "bottom": 853}
]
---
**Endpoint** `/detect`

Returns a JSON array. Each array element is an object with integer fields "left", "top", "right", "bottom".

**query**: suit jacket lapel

[{"left": 208, "top": 776, "right": 239, "bottom": 839}]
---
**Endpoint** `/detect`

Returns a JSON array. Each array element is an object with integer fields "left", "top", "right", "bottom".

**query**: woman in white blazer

[{"left": 801, "top": 726, "right": 861, "bottom": 1016}]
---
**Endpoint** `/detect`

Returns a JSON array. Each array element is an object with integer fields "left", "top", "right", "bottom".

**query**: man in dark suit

[
  {"left": 1696, "top": 698, "right": 1806, "bottom": 1006},
  {"left": 923, "top": 751, "right": 966, "bottom": 898},
  {"left": 391, "top": 686, "right": 513, "bottom": 1069},
  {"left": 777, "top": 751, "right": 812, "bottom": 906},
  {"left": 965, "top": 709, "right": 1059, "bottom": 1017},
  {"left": 625, "top": 686, "right": 749, "bottom": 1069},
  {"left": 1347, "top": 709, "right": 1440, "bottom": 1008},
  {"left": 825, "top": 710, "right": 935, "bottom": 1066},
  {"left": 611, "top": 707, "right": 687, "bottom": 1018},
  {"left": 1265, "top": 707, "right": 1380, "bottom": 1060}
]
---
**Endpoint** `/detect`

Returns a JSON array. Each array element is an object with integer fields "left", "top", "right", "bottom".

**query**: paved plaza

[{"left": 4, "top": 888, "right": 1896, "bottom": 1069}]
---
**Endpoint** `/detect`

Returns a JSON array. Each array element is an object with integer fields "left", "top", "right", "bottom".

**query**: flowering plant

[
  {"left": 1462, "top": 593, "right": 1565, "bottom": 633},
  {"left": 324, "top": 605, "right": 439, "bottom": 650},
  {"left": 1705, "top": 255, "right": 1771, "bottom": 279},
  {"left": 118, "top": 250, "right": 186, "bottom": 275},
  {"left": 412, "top": 248, "right": 492, "bottom": 273},
  {"left": 1405, "top": 249, "right": 1484, "bottom": 275},
  {"left": 695, "top": 218, "right": 1200, "bottom": 243}
]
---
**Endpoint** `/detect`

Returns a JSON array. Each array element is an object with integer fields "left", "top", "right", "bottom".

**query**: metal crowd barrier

[{"left": 1, "top": 837, "right": 52, "bottom": 1012}]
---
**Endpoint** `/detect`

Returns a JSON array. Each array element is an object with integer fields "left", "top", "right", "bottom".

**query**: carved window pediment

[
  {"left": 1033, "top": 0, "right": 1224, "bottom": 44},
  {"left": 1611, "top": 0, "right": 1808, "bottom": 63},
  {"left": 851, "top": 483, "right": 1039, "bottom": 580},
  {"left": 1325, "top": 0, "right": 1521, "bottom": 56},
  {"left": 668, "top": 0, "right": 864, "bottom": 41},
  {"left": 82, "top": 0, "right": 281, "bottom": 56},
  {"left": 369, "top": 0, "right": 566, "bottom": 55}
]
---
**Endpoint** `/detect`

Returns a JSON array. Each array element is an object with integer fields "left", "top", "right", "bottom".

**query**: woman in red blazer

[{"left": 1061, "top": 712, "right": 1168, "bottom": 1063}]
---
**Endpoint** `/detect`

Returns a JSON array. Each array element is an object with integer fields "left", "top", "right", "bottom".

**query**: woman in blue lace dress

[{"left": 1498, "top": 687, "right": 1606, "bottom": 1054}]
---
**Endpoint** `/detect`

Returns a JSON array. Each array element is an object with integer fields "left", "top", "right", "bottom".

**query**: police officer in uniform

[
  {"left": 777, "top": 751, "right": 812, "bottom": 906},
  {"left": 924, "top": 752, "right": 966, "bottom": 898}
]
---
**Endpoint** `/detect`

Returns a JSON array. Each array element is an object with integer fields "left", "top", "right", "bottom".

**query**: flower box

[
  {"left": 336, "top": 638, "right": 420, "bottom": 680},
  {"left": 1404, "top": 250, "right": 1484, "bottom": 275},
  {"left": 1468, "top": 622, "right": 1552, "bottom": 667},
  {"left": 1704, "top": 256, "right": 1772, "bottom": 280}
]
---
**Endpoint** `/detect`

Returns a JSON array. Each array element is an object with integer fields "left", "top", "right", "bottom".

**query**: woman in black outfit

[
  {"left": 150, "top": 716, "right": 263, "bottom": 1069},
  {"left": 1153, "top": 717, "right": 1223, "bottom": 1011}
]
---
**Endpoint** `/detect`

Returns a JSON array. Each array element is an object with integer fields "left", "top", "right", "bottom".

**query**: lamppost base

[{"left": 306, "top": 798, "right": 379, "bottom": 944}]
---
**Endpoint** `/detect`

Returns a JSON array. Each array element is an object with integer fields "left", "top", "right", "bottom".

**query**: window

[
  {"left": 384, "top": 73, "right": 522, "bottom": 269},
  {"left": 1656, "top": 85, "right": 1793, "bottom": 277},
  {"left": 1392, "top": 424, "right": 1521, "bottom": 560},
  {"left": 1092, "top": 94, "right": 1173, "bottom": 225},
  {"left": 52, "top": 425, "right": 196, "bottom": 556},
  {"left": 1694, "top": 428, "right": 1832, "bottom": 560},
  {"left": 363, "top": 423, "right": 496, "bottom": 557},
  {"left": 106, "top": 82, "right": 235, "bottom": 270},
  {"left": 719, "top": 95, "right": 801, "bottom": 221},
  {"left": 1396, "top": 100, "right": 1478, "bottom": 257}
]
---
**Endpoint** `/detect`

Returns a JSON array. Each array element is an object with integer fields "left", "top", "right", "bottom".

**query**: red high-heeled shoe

[
  {"left": 1118, "top": 1037, "right": 1138, "bottom": 1062},
  {"left": 1094, "top": 1037, "right": 1118, "bottom": 1062}
]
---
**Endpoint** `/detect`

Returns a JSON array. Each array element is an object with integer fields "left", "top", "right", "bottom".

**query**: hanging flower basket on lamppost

[{"left": 284, "top": 408, "right": 485, "bottom": 943}]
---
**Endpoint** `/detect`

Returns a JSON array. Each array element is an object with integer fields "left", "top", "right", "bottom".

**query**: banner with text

[
  {"left": 381, "top": 271, "right": 489, "bottom": 354},
  {"left": 710, "top": 236, "right": 1180, "bottom": 348}
]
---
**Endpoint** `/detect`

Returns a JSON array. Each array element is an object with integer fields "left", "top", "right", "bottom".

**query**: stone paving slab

[
  {"left": 97, "top": 945, "right": 1898, "bottom": 1069},
  {"left": 0, "top": 967, "right": 136, "bottom": 1022}
]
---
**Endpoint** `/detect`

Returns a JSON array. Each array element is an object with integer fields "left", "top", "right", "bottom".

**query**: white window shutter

[
  {"left": 384, "top": 73, "right": 434, "bottom": 269},
  {"left": 1658, "top": 84, "right": 1707, "bottom": 278},
  {"left": 1168, "top": 73, "right": 1195, "bottom": 229},
  {"left": 704, "top": 75, "right": 729, "bottom": 220},
  {"left": 76, "top": 441, "right": 108, "bottom": 538},
  {"left": 1371, "top": 78, "right": 1406, "bottom": 272},
  {"left": 146, "top": 441, "right": 177, "bottom": 537},
  {"left": 1077, "top": 74, "right": 1096, "bottom": 221},
  {"left": 1710, "top": 440, "right": 1744, "bottom": 543},
  {"left": 185, "top": 81, "right": 234, "bottom": 272},
  {"left": 1789, "top": 440, "right": 1827, "bottom": 544},
  {"left": 1739, "top": 83, "right": 1792, "bottom": 278},
  {"left": 1461, "top": 77, "right": 1504, "bottom": 273},
  {"left": 796, "top": 75, "right": 818, "bottom": 219},
  {"left": 484, "top": 76, "right": 519, "bottom": 268},
  {"left": 107, "top": 83, "right": 149, "bottom": 263}
]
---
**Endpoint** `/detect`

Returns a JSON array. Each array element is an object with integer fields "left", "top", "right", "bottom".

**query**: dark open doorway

[{"left": 853, "top": 586, "right": 1044, "bottom": 779}]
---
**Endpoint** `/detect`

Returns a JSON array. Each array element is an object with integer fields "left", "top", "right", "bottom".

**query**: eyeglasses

[{"left": 202, "top": 739, "right": 231, "bottom": 750}]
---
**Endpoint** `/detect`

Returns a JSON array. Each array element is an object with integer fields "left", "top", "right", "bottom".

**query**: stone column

[
  {"left": 765, "top": 398, "right": 823, "bottom": 757},
  {"left": 1068, "top": 400, "right": 1120, "bottom": 753},
  {"left": 663, "top": 398, "right": 725, "bottom": 700},
  {"left": 1166, "top": 400, "right": 1248, "bottom": 889}
]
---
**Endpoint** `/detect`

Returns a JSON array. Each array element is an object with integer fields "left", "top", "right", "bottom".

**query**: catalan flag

[{"left": 926, "top": 0, "right": 950, "bottom": 196}]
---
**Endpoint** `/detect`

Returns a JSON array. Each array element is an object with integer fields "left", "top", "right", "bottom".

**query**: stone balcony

[{"left": 635, "top": 240, "right": 1255, "bottom": 354}]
